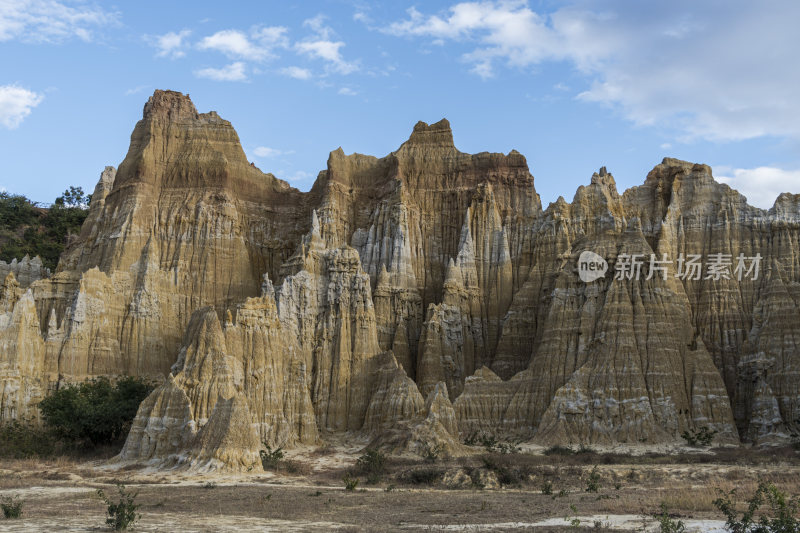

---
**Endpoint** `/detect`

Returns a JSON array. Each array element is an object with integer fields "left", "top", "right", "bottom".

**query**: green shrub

[
  {"left": 566, "top": 503, "right": 581, "bottom": 528},
  {"left": 495, "top": 441, "right": 522, "bottom": 454},
  {"left": 0, "top": 188, "right": 91, "bottom": 270},
  {"left": 585, "top": 465, "right": 601, "bottom": 493},
  {"left": 0, "top": 420, "right": 60, "bottom": 458},
  {"left": 480, "top": 455, "right": 530, "bottom": 486},
  {"left": 544, "top": 445, "right": 575, "bottom": 456},
  {"left": 541, "top": 480, "right": 553, "bottom": 495},
  {"left": 463, "top": 431, "right": 480, "bottom": 446},
  {"left": 681, "top": 426, "right": 717, "bottom": 447},
  {"left": 402, "top": 466, "right": 445, "bottom": 485},
  {"left": 97, "top": 484, "right": 140, "bottom": 530},
  {"left": 343, "top": 474, "right": 359, "bottom": 491},
  {"left": 713, "top": 481, "right": 800, "bottom": 533},
  {"left": 356, "top": 448, "right": 386, "bottom": 483},
  {"left": 421, "top": 442, "right": 442, "bottom": 463},
  {"left": 655, "top": 503, "right": 686, "bottom": 533},
  {"left": 0, "top": 495, "right": 23, "bottom": 519},
  {"left": 260, "top": 443, "right": 284, "bottom": 470},
  {"left": 39, "top": 377, "right": 153, "bottom": 447}
]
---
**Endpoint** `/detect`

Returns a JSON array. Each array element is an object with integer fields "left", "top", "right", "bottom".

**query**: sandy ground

[{"left": 1, "top": 445, "right": 798, "bottom": 532}]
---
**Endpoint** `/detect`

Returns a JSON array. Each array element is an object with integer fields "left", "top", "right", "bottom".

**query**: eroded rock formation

[{"left": 1, "top": 90, "right": 799, "bottom": 469}]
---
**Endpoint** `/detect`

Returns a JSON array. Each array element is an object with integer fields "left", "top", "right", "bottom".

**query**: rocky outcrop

[
  {"left": 2, "top": 90, "right": 800, "bottom": 469},
  {"left": 0, "top": 256, "right": 50, "bottom": 289},
  {"left": 0, "top": 287, "right": 47, "bottom": 421},
  {"left": 119, "top": 374, "right": 196, "bottom": 464}
]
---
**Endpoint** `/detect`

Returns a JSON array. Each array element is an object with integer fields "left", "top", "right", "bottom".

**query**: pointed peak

[
  {"left": 142, "top": 90, "right": 199, "bottom": 122},
  {"left": 468, "top": 366, "right": 502, "bottom": 383},
  {"left": 376, "top": 263, "right": 390, "bottom": 288},
  {"left": 444, "top": 257, "right": 463, "bottom": 287},
  {"left": 261, "top": 272, "right": 274, "bottom": 296},
  {"left": 458, "top": 211, "right": 474, "bottom": 253},
  {"left": 591, "top": 166, "right": 616, "bottom": 187},
  {"left": 311, "top": 209, "right": 320, "bottom": 235},
  {"left": 403, "top": 118, "right": 455, "bottom": 148}
]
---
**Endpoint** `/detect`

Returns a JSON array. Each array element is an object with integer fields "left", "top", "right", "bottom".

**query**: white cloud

[
  {"left": 385, "top": 3, "right": 562, "bottom": 78},
  {"left": 253, "top": 146, "right": 288, "bottom": 158},
  {"left": 124, "top": 85, "right": 149, "bottom": 96},
  {"left": 338, "top": 87, "right": 357, "bottom": 96},
  {"left": 385, "top": 1, "right": 800, "bottom": 142},
  {"left": 0, "top": 85, "right": 43, "bottom": 128},
  {"left": 296, "top": 15, "right": 359, "bottom": 75},
  {"left": 353, "top": 11, "right": 371, "bottom": 24},
  {"left": 252, "top": 25, "right": 289, "bottom": 48},
  {"left": 282, "top": 170, "right": 312, "bottom": 183},
  {"left": 660, "top": 143, "right": 672, "bottom": 150},
  {"left": 0, "top": 0, "right": 117, "bottom": 43},
  {"left": 716, "top": 166, "right": 800, "bottom": 210},
  {"left": 303, "top": 15, "right": 332, "bottom": 39},
  {"left": 198, "top": 26, "right": 287, "bottom": 61},
  {"left": 147, "top": 29, "right": 191, "bottom": 59},
  {"left": 195, "top": 62, "right": 247, "bottom": 82},
  {"left": 280, "top": 66, "right": 312, "bottom": 80},
  {"left": 296, "top": 39, "right": 358, "bottom": 74}
]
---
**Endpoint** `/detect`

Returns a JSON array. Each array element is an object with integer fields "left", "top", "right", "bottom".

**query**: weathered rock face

[
  {"left": 2, "top": 90, "right": 799, "bottom": 469},
  {"left": 0, "top": 256, "right": 49, "bottom": 289}
]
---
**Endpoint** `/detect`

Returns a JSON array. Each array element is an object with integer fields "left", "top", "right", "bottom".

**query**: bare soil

[{"left": 0, "top": 445, "right": 798, "bottom": 532}]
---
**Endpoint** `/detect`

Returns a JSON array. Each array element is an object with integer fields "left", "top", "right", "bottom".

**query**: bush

[
  {"left": 655, "top": 503, "right": 686, "bottom": 533},
  {"left": 0, "top": 495, "right": 23, "bottom": 519},
  {"left": 0, "top": 189, "right": 90, "bottom": 270},
  {"left": 39, "top": 377, "right": 153, "bottom": 447},
  {"left": 356, "top": 448, "right": 386, "bottom": 483},
  {"left": 97, "top": 484, "right": 140, "bottom": 530},
  {"left": 462, "top": 432, "right": 521, "bottom": 454},
  {"left": 0, "top": 420, "right": 60, "bottom": 458},
  {"left": 585, "top": 465, "right": 601, "bottom": 493},
  {"left": 681, "top": 426, "right": 717, "bottom": 447},
  {"left": 402, "top": 466, "right": 445, "bottom": 485},
  {"left": 713, "top": 481, "right": 800, "bottom": 533},
  {"left": 260, "top": 444, "right": 284, "bottom": 470},
  {"left": 421, "top": 442, "right": 442, "bottom": 463},
  {"left": 545, "top": 445, "right": 576, "bottom": 456},
  {"left": 480, "top": 455, "right": 532, "bottom": 486},
  {"left": 541, "top": 480, "right": 553, "bottom": 495},
  {"left": 343, "top": 474, "right": 359, "bottom": 491}
]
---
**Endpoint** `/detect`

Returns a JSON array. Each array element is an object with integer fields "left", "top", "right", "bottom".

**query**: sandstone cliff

[{"left": 1, "top": 90, "right": 798, "bottom": 470}]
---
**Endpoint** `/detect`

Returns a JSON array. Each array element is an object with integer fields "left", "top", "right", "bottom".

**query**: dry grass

[{"left": 1, "top": 447, "right": 799, "bottom": 531}]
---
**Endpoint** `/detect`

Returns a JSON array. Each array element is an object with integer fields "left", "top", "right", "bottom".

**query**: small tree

[
  {"left": 0, "top": 495, "right": 23, "bottom": 519},
  {"left": 713, "top": 481, "right": 800, "bottom": 533},
  {"left": 356, "top": 448, "right": 386, "bottom": 483},
  {"left": 55, "top": 186, "right": 89, "bottom": 208},
  {"left": 655, "top": 503, "right": 686, "bottom": 533},
  {"left": 585, "top": 466, "right": 601, "bottom": 493},
  {"left": 681, "top": 426, "right": 717, "bottom": 447},
  {"left": 97, "top": 484, "right": 140, "bottom": 530},
  {"left": 39, "top": 377, "right": 153, "bottom": 447},
  {"left": 260, "top": 443, "right": 284, "bottom": 470}
]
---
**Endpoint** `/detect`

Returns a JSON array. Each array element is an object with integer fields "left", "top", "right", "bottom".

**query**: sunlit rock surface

[{"left": 2, "top": 90, "right": 799, "bottom": 468}]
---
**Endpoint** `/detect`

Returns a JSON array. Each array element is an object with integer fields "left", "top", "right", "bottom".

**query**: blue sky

[{"left": 1, "top": 0, "right": 799, "bottom": 209}]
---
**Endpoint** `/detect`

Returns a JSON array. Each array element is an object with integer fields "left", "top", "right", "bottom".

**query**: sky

[{"left": 1, "top": 0, "right": 799, "bottom": 209}]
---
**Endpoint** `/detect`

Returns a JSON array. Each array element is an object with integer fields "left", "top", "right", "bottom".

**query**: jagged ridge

[{"left": 1, "top": 90, "right": 799, "bottom": 469}]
